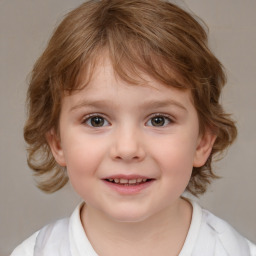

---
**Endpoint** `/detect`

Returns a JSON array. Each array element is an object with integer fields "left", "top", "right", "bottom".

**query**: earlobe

[
  {"left": 193, "top": 131, "right": 216, "bottom": 167},
  {"left": 46, "top": 129, "right": 66, "bottom": 167}
]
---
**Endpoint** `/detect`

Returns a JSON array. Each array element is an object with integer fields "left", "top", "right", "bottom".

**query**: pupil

[
  {"left": 152, "top": 116, "right": 164, "bottom": 126},
  {"left": 91, "top": 117, "right": 104, "bottom": 127}
]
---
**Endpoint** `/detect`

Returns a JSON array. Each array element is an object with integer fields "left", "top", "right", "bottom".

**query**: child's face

[{"left": 48, "top": 57, "right": 214, "bottom": 222}]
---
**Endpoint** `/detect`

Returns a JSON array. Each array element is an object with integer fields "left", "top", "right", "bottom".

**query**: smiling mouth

[{"left": 105, "top": 178, "right": 153, "bottom": 186}]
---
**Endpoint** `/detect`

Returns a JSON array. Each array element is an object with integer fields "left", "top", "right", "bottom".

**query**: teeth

[
  {"left": 108, "top": 178, "right": 149, "bottom": 184},
  {"left": 120, "top": 179, "right": 128, "bottom": 184}
]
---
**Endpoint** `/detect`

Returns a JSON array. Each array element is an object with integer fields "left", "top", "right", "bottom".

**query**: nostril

[{"left": 109, "top": 136, "right": 146, "bottom": 162}]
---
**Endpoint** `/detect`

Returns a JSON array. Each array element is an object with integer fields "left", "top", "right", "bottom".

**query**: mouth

[
  {"left": 105, "top": 178, "right": 153, "bottom": 186},
  {"left": 102, "top": 175, "right": 155, "bottom": 194}
]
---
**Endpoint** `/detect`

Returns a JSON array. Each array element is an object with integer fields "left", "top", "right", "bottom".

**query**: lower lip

[{"left": 102, "top": 180, "right": 154, "bottom": 195}]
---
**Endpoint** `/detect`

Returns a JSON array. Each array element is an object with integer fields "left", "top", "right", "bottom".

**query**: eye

[
  {"left": 83, "top": 115, "right": 110, "bottom": 127},
  {"left": 146, "top": 115, "right": 172, "bottom": 127}
]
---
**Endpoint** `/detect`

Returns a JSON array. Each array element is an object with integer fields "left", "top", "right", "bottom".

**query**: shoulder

[
  {"left": 199, "top": 207, "right": 256, "bottom": 255},
  {"left": 11, "top": 231, "right": 39, "bottom": 256},
  {"left": 10, "top": 218, "right": 70, "bottom": 256}
]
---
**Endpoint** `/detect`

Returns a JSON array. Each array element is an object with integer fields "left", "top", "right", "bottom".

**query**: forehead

[
  {"left": 85, "top": 58, "right": 180, "bottom": 94},
  {"left": 63, "top": 56, "right": 194, "bottom": 111},
  {"left": 71, "top": 47, "right": 192, "bottom": 91}
]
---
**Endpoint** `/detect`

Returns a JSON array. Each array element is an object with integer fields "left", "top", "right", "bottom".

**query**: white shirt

[{"left": 11, "top": 201, "right": 256, "bottom": 256}]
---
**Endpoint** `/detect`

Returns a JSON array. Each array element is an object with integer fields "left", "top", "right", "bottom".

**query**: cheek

[
  {"left": 159, "top": 149, "right": 194, "bottom": 197},
  {"left": 63, "top": 141, "right": 105, "bottom": 199},
  {"left": 161, "top": 154, "right": 193, "bottom": 186},
  {"left": 62, "top": 136, "right": 106, "bottom": 179},
  {"left": 152, "top": 135, "right": 198, "bottom": 170},
  {"left": 149, "top": 135, "right": 197, "bottom": 189}
]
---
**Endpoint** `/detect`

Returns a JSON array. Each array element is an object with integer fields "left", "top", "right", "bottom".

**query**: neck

[{"left": 80, "top": 198, "right": 192, "bottom": 256}]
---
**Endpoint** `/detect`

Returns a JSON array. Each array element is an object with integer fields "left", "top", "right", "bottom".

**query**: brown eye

[
  {"left": 146, "top": 115, "right": 172, "bottom": 127},
  {"left": 151, "top": 116, "right": 165, "bottom": 126},
  {"left": 85, "top": 116, "right": 109, "bottom": 127}
]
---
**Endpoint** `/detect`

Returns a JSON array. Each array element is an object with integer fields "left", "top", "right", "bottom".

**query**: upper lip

[{"left": 102, "top": 174, "right": 153, "bottom": 180}]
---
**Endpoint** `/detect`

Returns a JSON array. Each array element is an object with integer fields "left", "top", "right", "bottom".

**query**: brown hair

[{"left": 24, "top": 0, "right": 237, "bottom": 195}]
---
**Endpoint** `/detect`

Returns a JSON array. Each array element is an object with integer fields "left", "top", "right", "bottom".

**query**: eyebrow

[
  {"left": 142, "top": 99, "right": 188, "bottom": 111},
  {"left": 70, "top": 100, "right": 114, "bottom": 112},
  {"left": 70, "top": 99, "right": 188, "bottom": 112}
]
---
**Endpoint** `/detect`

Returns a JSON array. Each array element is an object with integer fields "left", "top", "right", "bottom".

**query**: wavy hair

[{"left": 24, "top": 0, "right": 237, "bottom": 195}]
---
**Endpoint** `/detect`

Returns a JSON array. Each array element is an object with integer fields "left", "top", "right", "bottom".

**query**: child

[{"left": 11, "top": 0, "right": 256, "bottom": 255}]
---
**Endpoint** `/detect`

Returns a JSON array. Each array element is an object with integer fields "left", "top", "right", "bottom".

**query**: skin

[{"left": 47, "top": 57, "right": 216, "bottom": 255}]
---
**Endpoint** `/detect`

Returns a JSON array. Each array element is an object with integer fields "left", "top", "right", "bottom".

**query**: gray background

[{"left": 1, "top": 0, "right": 255, "bottom": 255}]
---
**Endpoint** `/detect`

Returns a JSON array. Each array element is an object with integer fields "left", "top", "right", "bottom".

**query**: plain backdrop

[{"left": 1, "top": 0, "right": 256, "bottom": 255}]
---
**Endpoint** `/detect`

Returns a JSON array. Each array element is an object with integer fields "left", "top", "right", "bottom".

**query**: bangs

[
  {"left": 63, "top": 35, "right": 194, "bottom": 95},
  {"left": 69, "top": 44, "right": 191, "bottom": 94},
  {"left": 108, "top": 36, "right": 191, "bottom": 89},
  {"left": 58, "top": 0, "right": 206, "bottom": 93},
  {"left": 25, "top": 0, "right": 236, "bottom": 195}
]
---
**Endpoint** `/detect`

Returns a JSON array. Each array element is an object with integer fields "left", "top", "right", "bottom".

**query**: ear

[
  {"left": 193, "top": 130, "right": 216, "bottom": 167},
  {"left": 46, "top": 129, "right": 66, "bottom": 167}
]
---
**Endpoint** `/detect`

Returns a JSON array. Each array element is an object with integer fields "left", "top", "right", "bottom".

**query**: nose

[{"left": 110, "top": 125, "right": 146, "bottom": 162}]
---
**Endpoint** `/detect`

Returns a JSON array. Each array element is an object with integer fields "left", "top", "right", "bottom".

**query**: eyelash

[
  {"left": 82, "top": 113, "right": 174, "bottom": 128},
  {"left": 145, "top": 113, "right": 173, "bottom": 127},
  {"left": 82, "top": 114, "right": 110, "bottom": 127}
]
